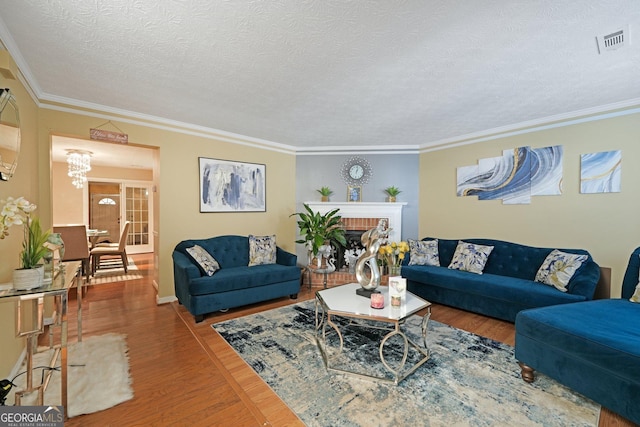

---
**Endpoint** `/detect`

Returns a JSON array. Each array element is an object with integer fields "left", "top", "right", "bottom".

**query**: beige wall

[
  {"left": 37, "top": 109, "right": 298, "bottom": 306},
  {"left": 420, "top": 112, "right": 640, "bottom": 297},
  {"left": 51, "top": 160, "right": 153, "bottom": 225},
  {"left": 0, "top": 60, "right": 42, "bottom": 375}
]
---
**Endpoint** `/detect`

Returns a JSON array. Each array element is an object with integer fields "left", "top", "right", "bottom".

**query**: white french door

[{"left": 123, "top": 184, "right": 153, "bottom": 254}]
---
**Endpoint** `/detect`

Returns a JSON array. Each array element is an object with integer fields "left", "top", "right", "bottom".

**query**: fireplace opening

[{"left": 335, "top": 230, "right": 366, "bottom": 271}]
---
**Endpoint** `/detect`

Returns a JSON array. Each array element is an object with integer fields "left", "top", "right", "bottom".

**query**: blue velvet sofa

[
  {"left": 402, "top": 238, "right": 600, "bottom": 322},
  {"left": 515, "top": 247, "right": 640, "bottom": 425},
  {"left": 173, "top": 235, "right": 301, "bottom": 322}
]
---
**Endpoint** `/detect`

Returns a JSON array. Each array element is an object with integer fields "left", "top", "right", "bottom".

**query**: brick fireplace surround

[{"left": 303, "top": 202, "right": 406, "bottom": 288}]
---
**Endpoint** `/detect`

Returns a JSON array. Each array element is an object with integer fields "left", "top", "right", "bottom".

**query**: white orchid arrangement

[{"left": 1, "top": 196, "right": 50, "bottom": 269}]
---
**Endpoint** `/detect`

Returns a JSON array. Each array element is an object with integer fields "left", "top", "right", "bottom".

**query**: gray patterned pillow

[
  {"left": 535, "top": 249, "right": 588, "bottom": 292},
  {"left": 448, "top": 241, "right": 494, "bottom": 275},
  {"left": 248, "top": 234, "right": 277, "bottom": 266},
  {"left": 408, "top": 239, "right": 440, "bottom": 266},
  {"left": 186, "top": 245, "right": 220, "bottom": 276}
]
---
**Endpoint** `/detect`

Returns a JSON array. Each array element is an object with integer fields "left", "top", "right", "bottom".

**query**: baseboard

[{"left": 156, "top": 294, "right": 178, "bottom": 305}]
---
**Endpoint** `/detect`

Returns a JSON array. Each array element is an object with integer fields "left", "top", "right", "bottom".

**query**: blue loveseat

[
  {"left": 515, "top": 247, "right": 640, "bottom": 425},
  {"left": 402, "top": 238, "right": 600, "bottom": 322},
  {"left": 173, "top": 235, "right": 301, "bottom": 322}
]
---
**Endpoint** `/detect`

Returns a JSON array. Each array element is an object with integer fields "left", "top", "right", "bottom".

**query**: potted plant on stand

[
  {"left": 1, "top": 196, "right": 51, "bottom": 290},
  {"left": 316, "top": 186, "right": 334, "bottom": 202},
  {"left": 384, "top": 186, "right": 402, "bottom": 202},
  {"left": 290, "top": 203, "right": 346, "bottom": 268}
]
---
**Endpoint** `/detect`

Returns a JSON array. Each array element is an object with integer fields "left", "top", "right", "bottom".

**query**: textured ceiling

[{"left": 0, "top": 1, "right": 639, "bottom": 153}]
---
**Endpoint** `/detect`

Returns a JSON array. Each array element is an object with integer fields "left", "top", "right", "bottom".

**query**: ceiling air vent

[{"left": 596, "top": 25, "right": 629, "bottom": 53}]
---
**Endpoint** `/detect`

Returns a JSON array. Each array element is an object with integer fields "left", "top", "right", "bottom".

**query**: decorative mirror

[{"left": 0, "top": 88, "right": 20, "bottom": 181}]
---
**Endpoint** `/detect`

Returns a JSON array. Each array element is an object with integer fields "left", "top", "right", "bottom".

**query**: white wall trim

[
  {"left": 305, "top": 201, "right": 407, "bottom": 242},
  {"left": 157, "top": 294, "right": 177, "bottom": 305},
  {"left": 421, "top": 101, "right": 640, "bottom": 153}
]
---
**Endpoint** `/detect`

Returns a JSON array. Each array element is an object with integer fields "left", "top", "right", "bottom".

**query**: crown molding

[
  {"left": 295, "top": 145, "right": 420, "bottom": 155},
  {"left": 421, "top": 99, "right": 640, "bottom": 153},
  {"left": 39, "top": 97, "right": 298, "bottom": 155}
]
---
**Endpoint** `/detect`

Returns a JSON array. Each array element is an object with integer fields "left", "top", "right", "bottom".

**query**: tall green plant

[
  {"left": 21, "top": 217, "right": 51, "bottom": 269},
  {"left": 290, "top": 203, "right": 346, "bottom": 256}
]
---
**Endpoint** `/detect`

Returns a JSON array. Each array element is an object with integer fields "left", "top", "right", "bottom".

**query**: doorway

[
  {"left": 89, "top": 182, "right": 121, "bottom": 244},
  {"left": 89, "top": 181, "right": 153, "bottom": 254}
]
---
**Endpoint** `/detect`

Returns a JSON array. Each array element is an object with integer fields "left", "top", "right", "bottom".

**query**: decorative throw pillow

[
  {"left": 248, "top": 234, "right": 277, "bottom": 266},
  {"left": 535, "top": 249, "right": 588, "bottom": 292},
  {"left": 630, "top": 283, "right": 640, "bottom": 303},
  {"left": 186, "top": 245, "right": 220, "bottom": 276},
  {"left": 408, "top": 239, "right": 440, "bottom": 266},
  {"left": 447, "top": 241, "right": 494, "bottom": 274}
]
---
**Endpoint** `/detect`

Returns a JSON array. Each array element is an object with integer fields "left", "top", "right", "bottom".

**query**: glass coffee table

[{"left": 315, "top": 282, "right": 431, "bottom": 385}]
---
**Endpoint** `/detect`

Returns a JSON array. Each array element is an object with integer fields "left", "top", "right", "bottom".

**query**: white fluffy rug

[{"left": 8, "top": 333, "right": 133, "bottom": 418}]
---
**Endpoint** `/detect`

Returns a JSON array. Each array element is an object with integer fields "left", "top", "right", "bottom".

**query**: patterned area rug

[
  {"left": 90, "top": 258, "right": 143, "bottom": 285},
  {"left": 213, "top": 301, "right": 600, "bottom": 426}
]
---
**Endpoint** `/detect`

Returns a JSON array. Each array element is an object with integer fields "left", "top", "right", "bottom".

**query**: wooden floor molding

[{"left": 54, "top": 253, "right": 633, "bottom": 426}]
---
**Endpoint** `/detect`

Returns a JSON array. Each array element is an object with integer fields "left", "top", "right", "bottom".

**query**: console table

[{"left": 0, "top": 261, "right": 83, "bottom": 414}]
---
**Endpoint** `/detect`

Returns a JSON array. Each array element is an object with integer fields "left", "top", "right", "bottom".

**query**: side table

[
  {"left": 303, "top": 265, "right": 335, "bottom": 290},
  {"left": 0, "top": 261, "right": 83, "bottom": 416}
]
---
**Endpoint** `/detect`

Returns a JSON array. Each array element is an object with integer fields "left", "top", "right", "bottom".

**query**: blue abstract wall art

[
  {"left": 580, "top": 150, "right": 621, "bottom": 194},
  {"left": 456, "top": 145, "right": 563, "bottom": 205},
  {"left": 199, "top": 157, "right": 266, "bottom": 212}
]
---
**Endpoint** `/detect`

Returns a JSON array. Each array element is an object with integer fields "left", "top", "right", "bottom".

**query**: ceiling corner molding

[
  {"left": 38, "top": 95, "right": 298, "bottom": 156},
  {"left": 420, "top": 98, "right": 640, "bottom": 153},
  {"left": 296, "top": 144, "right": 420, "bottom": 156},
  {"left": 0, "top": 16, "right": 42, "bottom": 105}
]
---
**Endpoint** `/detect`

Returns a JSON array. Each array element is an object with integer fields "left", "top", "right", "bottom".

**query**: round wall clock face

[
  {"left": 341, "top": 157, "right": 372, "bottom": 185},
  {"left": 349, "top": 164, "right": 364, "bottom": 180}
]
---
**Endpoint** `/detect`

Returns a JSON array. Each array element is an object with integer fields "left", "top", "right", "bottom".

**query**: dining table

[{"left": 86, "top": 229, "right": 109, "bottom": 249}]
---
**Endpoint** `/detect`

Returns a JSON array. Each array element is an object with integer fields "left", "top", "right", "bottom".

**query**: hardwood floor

[{"left": 57, "top": 253, "right": 634, "bottom": 426}]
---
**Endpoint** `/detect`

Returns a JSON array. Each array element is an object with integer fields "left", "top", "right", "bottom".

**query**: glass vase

[{"left": 389, "top": 265, "right": 402, "bottom": 276}]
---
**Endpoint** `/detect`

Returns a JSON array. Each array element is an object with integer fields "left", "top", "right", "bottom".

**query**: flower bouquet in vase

[{"left": 379, "top": 240, "right": 409, "bottom": 277}]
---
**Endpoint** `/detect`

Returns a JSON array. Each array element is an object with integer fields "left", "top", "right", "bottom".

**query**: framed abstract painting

[{"left": 199, "top": 157, "right": 266, "bottom": 212}]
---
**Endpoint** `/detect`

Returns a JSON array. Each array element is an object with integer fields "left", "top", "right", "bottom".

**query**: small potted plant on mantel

[
  {"left": 316, "top": 186, "right": 334, "bottom": 202},
  {"left": 384, "top": 186, "right": 402, "bottom": 202}
]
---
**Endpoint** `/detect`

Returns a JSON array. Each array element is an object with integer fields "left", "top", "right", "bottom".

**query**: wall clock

[{"left": 341, "top": 157, "right": 372, "bottom": 186}]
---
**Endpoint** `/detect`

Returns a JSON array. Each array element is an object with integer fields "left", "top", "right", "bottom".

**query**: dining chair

[
  {"left": 52, "top": 224, "right": 91, "bottom": 282},
  {"left": 90, "top": 221, "right": 131, "bottom": 275}
]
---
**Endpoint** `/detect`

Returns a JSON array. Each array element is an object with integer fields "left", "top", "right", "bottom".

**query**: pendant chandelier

[{"left": 66, "top": 150, "right": 92, "bottom": 189}]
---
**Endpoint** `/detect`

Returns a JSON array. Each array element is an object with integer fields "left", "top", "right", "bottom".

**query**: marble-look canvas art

[
  {"left": 580, "top": 150, "right": 621, "bottom": 194},
  {"left": 457, "top": 146, "right": 563, "bottom": 204},
  {"left": 199, "top": 157, "right": 266, "bottom": 212}
]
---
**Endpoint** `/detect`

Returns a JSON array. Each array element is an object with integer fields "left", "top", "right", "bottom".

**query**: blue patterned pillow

[
  {"left": 448, "top": 241, "right": 494, "bottom": 274},
  {"left": 408, "top": 239, "right": 440, "bottom": 266},
  {"left": 248, "top": 234, "right": 277, "bottom": 266},
  {"left": 186, "top": 245, "right": 220, "bottom": 276},
  {"left": 535, "top": 249, "right": 588, "bottom": 292}
]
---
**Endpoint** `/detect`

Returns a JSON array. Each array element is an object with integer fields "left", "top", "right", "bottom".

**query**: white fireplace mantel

[{"left": 304, "top": 202, "right": 406, "bottom": 242}]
